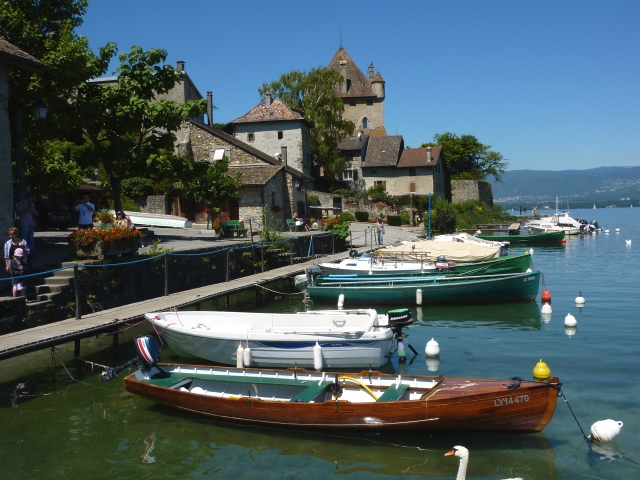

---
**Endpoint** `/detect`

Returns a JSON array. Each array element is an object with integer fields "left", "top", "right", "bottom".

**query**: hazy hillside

[{"left": 490, "top": 166, "right": 640, "bottom": 208}]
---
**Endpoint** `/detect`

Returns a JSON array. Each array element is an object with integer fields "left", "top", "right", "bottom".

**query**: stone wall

[
  {"left": 343, "top": 98, "right": 384, "bottom": 132},
  {"left": 138, "top": 195, "right": 169, "bottom": 214},
  {"left": 451, "top": 180, "right": 494, "bottom": 206}
]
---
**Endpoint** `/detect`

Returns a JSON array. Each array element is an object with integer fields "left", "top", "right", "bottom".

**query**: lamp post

[
  {"left": 427, "top": 192, "right": 433, "bottom": 239},
  {"left": 33, "top": 99, "right": 48, "bottom": 120}
]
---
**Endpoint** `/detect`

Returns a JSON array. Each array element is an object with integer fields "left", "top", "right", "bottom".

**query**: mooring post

[
  {"left": 260, "top": 242, "right": 264, "bottom": 273},
  {"left": 74, "top": 339, "right": 80, "bottom": 358},
  {"left": 164, "top": 254, "right": 169, "bottom": 296},
  {"left": 73, "top": 264, "right": 81, "bottom": 320},
  {"left": 311, "top": 235, "right": 315, "bottom": 258},
  {"left": 226, "top": 248, "right": 230, "bottom": 282}
]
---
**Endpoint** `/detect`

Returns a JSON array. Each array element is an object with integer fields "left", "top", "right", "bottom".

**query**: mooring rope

[
  {"left": 558, "top": 386, "right": 591, "bottom": 447},
  {"left": 255, "top": 284, "right": 306, "bottom": 296}
]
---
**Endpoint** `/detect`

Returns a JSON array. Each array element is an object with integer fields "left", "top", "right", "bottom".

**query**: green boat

[
  {"left": 306, "top": 271, "right": 541, "bottom": 306},
  {"left": 477, "top": 230, "right": 565, "bottom": 244}
]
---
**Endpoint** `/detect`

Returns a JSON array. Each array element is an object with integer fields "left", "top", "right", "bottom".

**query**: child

[{"left": 9, "top": 248, "right": 28, "bottom": 298}]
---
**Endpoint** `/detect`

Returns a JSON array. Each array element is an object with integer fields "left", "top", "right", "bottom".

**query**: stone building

[
  {"left": 337, "top": 133, "right": 447, "bottom": 199},
  {"left": 176, "top": 119, "right": 312, "bottom": 226},
  {"left": 327, "top": 47, "right": 386, "bottom": 134},
  {"left": 229, "top": 92, "right": 312, "bottom": 181}
]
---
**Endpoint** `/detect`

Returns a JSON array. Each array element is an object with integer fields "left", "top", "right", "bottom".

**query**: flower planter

[{"left": 75, "top": 239, "right": 139, "bottom": 260}]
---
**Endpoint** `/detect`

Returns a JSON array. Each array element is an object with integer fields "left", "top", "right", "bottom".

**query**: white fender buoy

[
  {"left": 575, "top": 291, "right": 585, "bottom": 305},
  {"left": 590, "top": 419, "right": 624, "bottom": 442},
  {"left": 615, "top": 228, "right": 620, "bottom": 232},
  {"left": 243, "top": 344, "right": 252, "bottom": 367},
  {"left": 416, "top": 289, "right": 423, "bottom": 305},
  {"left": 313, "top": 342, "right": 323, "bottom": 371},
  {"left": 605, "top": 229, "right": 610, "bottom": 234},
  {"left": 426, "top": 357, "right": 440, "bottom": 372},
  {"left": 565, "top": 313, "right": 577, "bottom": 327},
  {"left": 541, "top": 303, "right": 552, "bottom": 314},
  {"left": 425, "top": 338, "right": 440, "bottom": 357},
  {"left": 626, "top": 239, "right": 631, "bottom": 245},
  {"left": 416, "top": 306, "right": 423, "bottom": 322},
  {"left": 565, "top": 327, "right": 576, "bottom": 338},
  {"left": 526, "top": 268, "right": 532, "bottom": 273},
  {"left": 529, "top": 248, "right": 534, "bottom": 255},
  {"left": 368, "top": 270, "right": 373, "bottom": 275},
  {"left": 236, "top": 343, "right": 245, "bottom": 368},
  {"left": 337, "top": 294, "right": 345, "bottom": 308}
]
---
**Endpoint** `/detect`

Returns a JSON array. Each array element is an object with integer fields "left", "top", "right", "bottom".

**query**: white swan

[
  {"left": 626, "top": 239, "right": 631, "bottom": 245},
  {"left": 445, "top": 445, "right": 523, "bottom": 480}
]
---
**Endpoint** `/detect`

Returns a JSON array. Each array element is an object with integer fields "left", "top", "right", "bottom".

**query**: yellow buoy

[{"left": 533, "top": 359, "right": 551, "bottom": 379}]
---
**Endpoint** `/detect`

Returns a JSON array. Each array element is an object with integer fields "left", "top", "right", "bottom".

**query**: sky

[{"left": 76, "top": 0, "right": 640, "bottom": 172}]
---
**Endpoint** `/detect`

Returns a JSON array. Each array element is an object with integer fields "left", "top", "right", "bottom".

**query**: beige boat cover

[{"left": 384, "top": 240, "right": 501, "bottom": 262}]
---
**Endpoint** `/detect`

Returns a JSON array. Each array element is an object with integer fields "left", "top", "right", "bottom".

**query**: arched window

[{"left": 362, "top": 117, "right": 368, "bottom": 129}]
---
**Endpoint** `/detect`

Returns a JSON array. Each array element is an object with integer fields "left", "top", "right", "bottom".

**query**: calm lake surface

[{"left": 0, "top": 208, "right": 638, "bottom": 479}]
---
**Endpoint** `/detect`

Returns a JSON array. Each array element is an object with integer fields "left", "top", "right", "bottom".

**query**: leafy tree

[
  {"left": 68, "top": 45, "right": 208, "bottom": 211},
  {"left": 120, "top": 177, "right": 155, "bottom": 198},
  {"left": 183, "top": 158, "right": 242, "bottom": 213},
  {"left": 367, "top": 184, "right": 393, "bottom": 204},
  {"left": 422, "top": 132, "right": 508, "bottom": 182},
  {"left": 0, "top": 0, "right": 94, "bottom": 193},
  {"left": 259, "top": 67, "right": 355, "bottom": 176}
]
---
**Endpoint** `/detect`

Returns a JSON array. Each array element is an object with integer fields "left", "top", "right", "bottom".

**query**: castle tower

[{"left": 327, "top": 47, "right": 385, "bottom": 134}]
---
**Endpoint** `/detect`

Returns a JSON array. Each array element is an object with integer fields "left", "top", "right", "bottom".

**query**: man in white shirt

[{"left": 75, "top": 195, "right": 95, "bottom": 229}]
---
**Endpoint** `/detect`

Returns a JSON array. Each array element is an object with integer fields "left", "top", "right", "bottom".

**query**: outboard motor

[
  {"left": 387, "top": 308, "right": 414, "bottom": 336},
  {"left": 102, "top": 335, "right": 164, "bottom": 382},
  {"left": 306, "top": 265, "right": 323, "bottom": 284},
  {"left": 435, "top": 255, "right": 449, "bottom": 271},
  {"left": 499, "top": 242, "right": 509, "bottom": 256}
]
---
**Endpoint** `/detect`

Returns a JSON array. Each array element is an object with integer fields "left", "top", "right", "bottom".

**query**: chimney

[
  {"left": 206, "top": 91, "right": 213, "bottom": 126},
  {"left": 264, "top": 91, "right": 272, "bottom": 107},
  {"left": 339, "top": 60, "right": 347, "bottom": 94},
  {"left": 176, "top": 60, "right": 185, "bottom": 71},
  {"left": 368, "top": 63, "right": 374, "bottom": 80},
  {"left": 427, "top": 146, "right": 432, "bottom": 163}
]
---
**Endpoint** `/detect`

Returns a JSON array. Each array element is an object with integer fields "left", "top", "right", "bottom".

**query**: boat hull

[
  {"left": 477, "top": 230, "right": 565, "bottom": 244},
  {"left": 307, "top": 271, "right": 541, "bottom": 305},
  {"left": 124, "top": 365, "right": 559, "bottom": 432}
]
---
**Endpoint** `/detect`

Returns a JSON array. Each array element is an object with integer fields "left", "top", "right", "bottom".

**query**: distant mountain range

[{"left": 490, "top": 166, "right": 640, "bottom": 208}]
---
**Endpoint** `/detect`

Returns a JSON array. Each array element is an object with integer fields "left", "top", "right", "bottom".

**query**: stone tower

[{"left": 327, "top": 47, "right": 386, "bottom": 134}]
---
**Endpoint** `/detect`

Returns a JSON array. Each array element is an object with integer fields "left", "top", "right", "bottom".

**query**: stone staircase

[{"left": 27, "top": 263, "right": 76, "bottom": 304}]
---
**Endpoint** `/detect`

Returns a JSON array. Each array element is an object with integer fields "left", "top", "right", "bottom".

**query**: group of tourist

[{"left": 4, "top": 192, "right": 135, "bottom": 301}]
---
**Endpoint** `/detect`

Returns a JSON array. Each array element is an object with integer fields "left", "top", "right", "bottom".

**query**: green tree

[
  {"left": 183, "top": 158, "right": 242, "bottom": 213},
  {"left": 259, "top": 67, "right": 355, "bottom": 176},
  {"left": 0, "top": 0, "right": 94, "bottom": 193},
  {"left": 68, "top": 45, "right": 208, "bottom": 211},
  {"left": 422, "top": 132, "right": 508, "bottom": 181}
]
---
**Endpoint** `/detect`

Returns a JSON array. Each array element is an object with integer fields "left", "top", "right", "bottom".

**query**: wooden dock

[{"left": 0, "top": 252, "right": 349, "bottom": 361}]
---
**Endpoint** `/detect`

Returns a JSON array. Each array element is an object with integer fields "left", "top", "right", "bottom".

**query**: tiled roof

[
  {"left": 397, "top": 146, "right": 443, "bottom": 168},
  {"left": 328, "top": 47, "right": 376, "bottom": 98},
  {"left": 189, "top": 120, "right": 313, "bottom": 181},
  {"left": 372, "top": 71, "right": 385, "bottom": 83},
  {"left": 0, "top": 38, "right": 45, "bottom": 72},
  {"left": 228, "top": 164, "right": 283, "bottom": 186},
  {"left": 362, "top": 135, "right": 403, "bottom": 167},
  {"left": 367, "top": 126, "right": 387, "bottom": 137},
  {"left": 337, "top": 136, "right": 367, "bottom": 151},
  {"left": 231, "top": 98, "right": 305, "bottom": 124}
]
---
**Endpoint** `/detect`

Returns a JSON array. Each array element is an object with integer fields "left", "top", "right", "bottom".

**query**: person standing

[
  {"left": 4, "top": 227, "right": 29, "bottom": 272},
  {"left": 8, "top": 248, "right": 28, "bottom": 298},
  {"left": 75, "top": 195, "right": 95, "bottom": 229},
  {"left": 16, "top": 194, "right": 38, "bottom": 257},
  {"left": 376, "top": 218, "right": 385, "bottom": 245}
]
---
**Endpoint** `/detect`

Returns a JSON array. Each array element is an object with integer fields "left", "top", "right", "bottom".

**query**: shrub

[
  {"left": 433, "top": 209, "right": 457, "bottom": 234},
  {"left": 308, "top": 194, "right": 320, "bottom": 204},
  {"left": 367, "top": 184, "right": 392, "bottom": 204},
  {"left": 399, "top": 213, "right": 410, "bottom": 224},
  {"left": 120, "top": 177, "right": 154, "bottom": 198},
  {"left": 354, "top": 211, "right": 369, "bottom": 222},
  {"left": 338, "top": 212, "right": 355, "bottom": 222},
  {"left": 387, "top": 215, "right": 402, "bottom": 226}
]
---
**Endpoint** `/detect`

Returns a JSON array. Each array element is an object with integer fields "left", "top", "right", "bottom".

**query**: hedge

[{"left": 354, "top": 211, "right": 369, "bottom": 222}]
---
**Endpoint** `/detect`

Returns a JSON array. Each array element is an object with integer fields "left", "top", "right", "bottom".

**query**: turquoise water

[{"left": 0, "top": 208, "right": 638, "bottom": 479}]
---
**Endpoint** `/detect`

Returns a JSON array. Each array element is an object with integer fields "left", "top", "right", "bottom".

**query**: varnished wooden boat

[{"left": 123, "top": 363, "right": 560, "bottom": 432}]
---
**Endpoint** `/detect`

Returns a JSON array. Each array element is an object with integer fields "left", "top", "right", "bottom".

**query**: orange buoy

[
  {"left": 561, "top": 239, "right": 566, "bottom": 245},
  {"left": 541, "top": 289, "right": 552, "bottom": 302}
]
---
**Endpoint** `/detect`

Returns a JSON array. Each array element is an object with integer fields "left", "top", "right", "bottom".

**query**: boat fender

[
  {"left": 541, "top": 303, "right": 552, "bottom": 314},
  {"left": 313, "top": 342, "right": 323, "bottom": 371},
  {"left": 416, "top": 289, "right": 423, "bottom": 305},
  {"left": 575, "top": 291, "right": 585, "bottom": 305},
  {"left": 337, "top": 294, "right": 345, "bottom": 308},
  {"left": 236, "top": 343, "right": 245, "bottom": 368},
  {"left": 243, "top": 345, "right": 252, "bottom": 367},
  {"left": 590, "top": 419, "right": 624, "bottom": 442},
  {"left": 425, "top": 338, "right": 440, "bottom": 357},
  {"left": 564, "top": 313, "right": 577, "bottom": 327}
]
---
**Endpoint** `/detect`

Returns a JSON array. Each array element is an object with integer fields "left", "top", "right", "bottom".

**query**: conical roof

[{"left": 327, "top": 47, "right": 376, "bottom": 98}]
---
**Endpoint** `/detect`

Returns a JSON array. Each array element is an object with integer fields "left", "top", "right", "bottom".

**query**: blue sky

[{"left": 77, "top": 0, "right": 639, "bottom": 171}]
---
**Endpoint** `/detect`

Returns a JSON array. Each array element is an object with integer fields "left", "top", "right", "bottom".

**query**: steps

[{"left": 28, "top": 264, "right": 76, "bottom": 302}]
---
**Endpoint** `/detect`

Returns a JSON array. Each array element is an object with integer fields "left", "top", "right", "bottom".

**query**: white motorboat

[
  {"left": 432, "top": 232, "right": 506, "bottom": 248},
  {"left": 528, "top": 212, "right": 581, "bottom": 235},
  {"left": 145, "top": 308, "right": 411, "bottom": 369},
  {"left": 316, "top": 252, "right": 437, "bottom": 277}
]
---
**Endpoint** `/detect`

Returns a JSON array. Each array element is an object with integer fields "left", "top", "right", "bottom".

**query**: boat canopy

[{"left": 385, "top": 240, "right": 501, "bottom": 262}]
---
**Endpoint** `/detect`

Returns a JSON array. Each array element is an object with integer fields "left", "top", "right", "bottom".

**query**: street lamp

[
  {"left": 33, "top": 99, "right": 48, "bottom": 120},
  {"left": 427, "top": 192, "right": 433, "bottom": 239}
]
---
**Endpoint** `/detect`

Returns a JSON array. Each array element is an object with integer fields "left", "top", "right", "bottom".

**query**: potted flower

[
  {"left": 212, "top": 218, "right": 222, "bottom": 234},
  {"left": 69, "top": 226, "right": 143, "bottom": 260},
  {"left": 94, "top": 209, "right": 115, "bottom": 228}
]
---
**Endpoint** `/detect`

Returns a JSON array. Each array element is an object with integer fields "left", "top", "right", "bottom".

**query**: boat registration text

[{"left": 494, "top": 395, "right": 529, "bottom": 406}]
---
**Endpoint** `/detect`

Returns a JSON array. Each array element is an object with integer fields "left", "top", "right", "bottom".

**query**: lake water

[{"left": 0, "top": 208, "right": 638, "bottom": 479}]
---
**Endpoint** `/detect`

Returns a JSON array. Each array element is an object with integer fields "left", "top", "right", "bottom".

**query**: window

[
  {"left": 342, "top": 169, "right": 358, "bottom": 180},
  {"left": 410, "top": 182, "right": 416, "bottom": 192},
  {"left": 247, "top": 133, "right": 255, "bottom": 142},
  {"left": 362, "top": 117, "right": 368, "bottom": 129},
  {"left": 349, "top": 101, "right": 356, "bottom": 106},
  {"left": 280, "top": 146, "right": 287, "bottom": 162},
  {"left": 366, "top": 100, "right": 373, "bottom": 106},
  {"left": 209, "top": 147, "right": 230, "bottom": 162},
  {"left": 346, "top": 79, "right": 352, "bottom": 91},
  {"left": 278, "top": 131, "right": 283, "bottom": 139},
  {"left": 374, "top": 180, "right": 386, "bottom": 188}
]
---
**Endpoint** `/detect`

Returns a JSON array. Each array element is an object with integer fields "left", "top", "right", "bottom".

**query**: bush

[
  {"left": 308, "top": 194, "right": 320, "bottom": 205},
  {"left": 433, "top": 209, "right": 457, "bottom": 234},
  {"left": 399, "top": 213, "right": 410, "bottom": 225},
  {"left": 355, "top": 211, "right": 369, "bottom": 222},
  {"left": 387, "top": 215, "right": 402, "bottom": 226},
  {"left": 338, "top": 212, "right": 355, "bottom": 222},
  {"left": 367, "top": 184, "right": 393, "bottom": 204},
  {"left": 120, "top": 177, "right": 154, "bottom": 198}
]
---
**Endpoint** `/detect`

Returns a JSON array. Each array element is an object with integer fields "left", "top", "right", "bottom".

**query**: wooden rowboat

[{"left": 123, "top": 363, "right": 560, "bottom": 432}]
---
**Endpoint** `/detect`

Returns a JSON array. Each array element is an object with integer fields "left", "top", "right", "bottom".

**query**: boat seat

[
  {"left": 376, "top": 383, "right": 409, "bottom": 402},
  {"left": 290, "top": 381, "right": 332, "bottom": 402}
]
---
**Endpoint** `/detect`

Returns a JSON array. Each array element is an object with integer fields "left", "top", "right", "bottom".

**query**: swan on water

[{"left": 445, "top": 446, "right": 523, "bottom": 480}]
